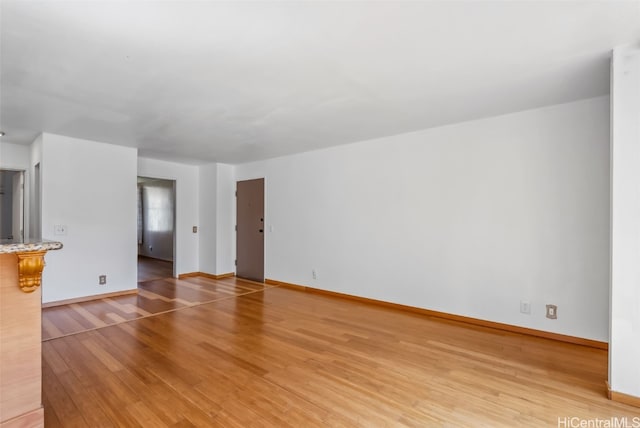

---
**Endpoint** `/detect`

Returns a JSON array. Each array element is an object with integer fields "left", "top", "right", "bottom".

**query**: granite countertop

[{"left": 0, "top": 238, "right": 64, "bottom": 254}]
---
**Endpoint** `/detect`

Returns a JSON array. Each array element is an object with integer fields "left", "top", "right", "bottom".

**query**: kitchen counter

[{"left": 0, "top": 238, "right": 63, "bottom": 254}]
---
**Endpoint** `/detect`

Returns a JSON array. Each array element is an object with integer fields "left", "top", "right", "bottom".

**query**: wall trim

[
  {"left": 196, "top": 272, "right": 236, "bottom": 280},
  {"left": 607, "top": 382, "right": 640, "bottom": 408},
  {"left": 265, "top": 279, "right": 608, "bottom": 351},
  {"left": 178, "top": 272, "right": 235, "bottom": 280},
  {"left": 42, "top": 289, "right": 138, "bottom": 308},
  {"left": 177, "top": 272, "right": 200, "bottom": 279}
]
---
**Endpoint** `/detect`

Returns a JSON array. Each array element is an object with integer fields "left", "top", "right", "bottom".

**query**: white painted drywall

[
  {"left": 216, "top": 163, "right": 235, "bottom": 275},
  {"left": 609, "top": 47, "right": 640, "bottom": 398},
  {"left": 235, "top": 96, "right": 611, "bottom": 342},
  {"left": 198, "top": 163, "right": 217, "bottom": 274},
  {"left": 138, "top": 157, "right": 199, "bottom": 276},
  {"left": 0, "top": 142, "right": 30, "bottom": 169},
  {"left": 199, "top": 162, "right": 236, "bottom": 276},
  {"left": 40, "top": 133, "right": 138, "bottom": 303},
  {"left": 30, "top": 135, "right": 42, "bottom": 238}
]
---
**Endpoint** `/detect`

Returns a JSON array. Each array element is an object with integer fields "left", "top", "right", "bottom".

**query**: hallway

[{"left": 138, "top": 256, "right": 173, "bottom": 282}]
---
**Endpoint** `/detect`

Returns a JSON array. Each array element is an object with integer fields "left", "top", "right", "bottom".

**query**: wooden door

[{"left": 236, "top": 178, "right": 264, "bottom": 282}]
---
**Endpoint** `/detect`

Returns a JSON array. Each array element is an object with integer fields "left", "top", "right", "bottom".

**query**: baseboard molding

[
  {"left": 178, "top": 272, "right": 200, "bottom": 279},
  {"left": 178, "top": 272, "right": 235, "bottom": 280},
  {"left": 42, "top": 289, "right": 138, "bottom": 308},
  {"left": 265, "top": 278, "right": 304, "bottom": 289},
  {"left": 607, "top": 382, "right": 640, "bottom": 408},
  {"left": 265, "top": 278, "right": 608, "bottom": 351},
  {"left": 199, "top": 272, "right": 235, "bottom": 280}
]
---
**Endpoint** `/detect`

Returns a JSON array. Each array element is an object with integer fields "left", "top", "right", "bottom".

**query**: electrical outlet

[
  {"left": 99, "top": 275, "right": 107, "bottom": 285},
  {"left": 312, "top": 269, "right": 317, "bottom": 280},
  {"left": 546, "top": 304, "right": 557, "bottom": 319},
  {"left": 520, "top": 301, "right": 531, "bottom": 315},
  {"left": 193, "top": 226, "right": 198, "bottom": 233}
]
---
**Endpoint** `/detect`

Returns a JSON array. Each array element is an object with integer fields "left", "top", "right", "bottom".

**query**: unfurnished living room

[{"left": 0, "top": 1, "right": 639, "bottom": 427}]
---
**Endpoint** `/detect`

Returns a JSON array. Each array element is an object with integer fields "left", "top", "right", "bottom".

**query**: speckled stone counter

[{"left": 0, "top": 238, "right": 63, "bottom": 254}]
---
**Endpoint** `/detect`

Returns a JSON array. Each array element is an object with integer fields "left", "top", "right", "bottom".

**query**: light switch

[
  {"left": 192, "top": 226, "right": 198, "bottom": 233},
  {"left": 54, "top": 225, "right": 67, "bottom": 236}
]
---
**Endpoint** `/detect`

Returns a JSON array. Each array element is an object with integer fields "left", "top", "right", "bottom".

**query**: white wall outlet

[
  {"left": 312, "top": 269, "right": 317, "bottom": 280},
  {"left": 99, "top": 275, "right": 107, "bottom": 285},
  {"left": 54, "top": 224, "right": 67, "bottom": 235},
  {"left": 546, "top": 304, "right": 557, "bottom": 319},
  {"left": 520, "top": 301, "right": 531, "bottom": 315}
]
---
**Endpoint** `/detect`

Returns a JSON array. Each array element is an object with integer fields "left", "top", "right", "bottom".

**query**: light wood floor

[
  {"left": 42, "top": 285, "right": 639, "bottom": 427},
  {"left": 42, "top": 276, "right": 270, "bottom": 340}
]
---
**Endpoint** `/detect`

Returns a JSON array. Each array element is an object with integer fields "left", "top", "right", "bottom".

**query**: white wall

[
  {"left": 198, "top": 162, "right": 236, "bottom": 276},
  {"left": 41, "top": 133, "right": 138, "bottom": 303},
  {"left": 199, "top": 163, "right": 217, "bottom": 274},
  {"left": 609, "top": 47, "right": 640, "bottom": 398},
  {"left": 216, "top": 163, "right": 235, "bottom": 274},
  {"left": 235, "top": 96, "right": 611, "bottom": 342},
  {"left": 0, "top": 142, "right": 30, "bottom": 169},
  {"left": 138, "top": 157, "right": 199, "bottom": 276},
  {"left": 30, "top": 135, "right": 42, "bottom": 238}
]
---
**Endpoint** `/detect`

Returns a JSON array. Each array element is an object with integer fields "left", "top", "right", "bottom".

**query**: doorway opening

[
  {"left": 137, "top": 177, "right": 176, "bottom": 282},
  {"left": 0, "top": 169, "right": 25, "bottom": 241}
]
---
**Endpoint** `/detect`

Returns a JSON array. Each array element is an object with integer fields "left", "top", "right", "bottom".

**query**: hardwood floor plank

[
  {"left": 42, "top": 286, "right": 640, "bottom": 427},
  {"left": 126, "top": 401, "right": 172, "bottom": 427},
  {"left": 103, "top": 296, "right": 153, "bottom": 317},
  {"left": 42, "top": 358, "right": 83, "bottom": 425},
  {"left": 41, "top": 341, "right": 70, "bottom": 375},
  {"left": 43, "top": 276, "right": 270, "bottom": 340},
  {"left": 80, "top": 337, "right": 125, "bottom": 372},
  {"left": 42, "top": 316, "right": 65, "bottom": 341},
  {"left": 146, "top": 380, "right": 218, "bottom": 426},
  {"left": 170, "top": 420, "right": 198, "bottom": 428},
  {"left": 44, "top": 308, "right": 90, "bottom": 335},
  {"left": 138, "top": 288, "right": 194, "bottom": 306},
  {"left": 138, "top": 256, "right": 173, "bottom": 282}
]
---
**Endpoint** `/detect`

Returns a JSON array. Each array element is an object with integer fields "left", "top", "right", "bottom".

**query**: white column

[
  {"left": 215, "top": 163, "right": 236, "bottom": 275},
  {"left": 609, "top": 46, "right": 640, "bottom": 399}
]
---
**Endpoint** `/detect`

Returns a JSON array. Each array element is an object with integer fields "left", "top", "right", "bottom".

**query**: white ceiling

[{"left": 1, "top": 1, "right": 639, "bottom": 164}]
